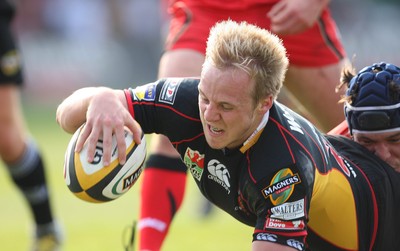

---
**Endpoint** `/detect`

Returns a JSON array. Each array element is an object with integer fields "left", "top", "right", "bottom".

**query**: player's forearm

[
  {"left": 56, "top": 87, "right": 101, "bottom": 134},
  {"left": 252, "top": 240, "right": 298, "bottom": 251}
]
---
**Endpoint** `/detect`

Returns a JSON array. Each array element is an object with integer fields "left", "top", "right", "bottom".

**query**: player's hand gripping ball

[{"left": 63, "top": 124, "right": 146, "bottom": 203}]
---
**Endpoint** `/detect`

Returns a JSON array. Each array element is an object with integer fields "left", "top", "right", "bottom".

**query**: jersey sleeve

[
  {"left": 124, "top": 78, "right": 203, "bottom": 143},
  {"left": 249, "top": 163, "right": 309, "bottom": 251}
]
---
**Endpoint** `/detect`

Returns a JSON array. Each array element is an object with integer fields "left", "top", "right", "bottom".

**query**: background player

[
  {"left": 139, "top": 0, "right": 348, "bottom": 250},
  {"left": 0, "top": 0, "right": 62, "bottom": 250},
  {"left": 330, "top": 61, "right": 400, "bottom": 172}
]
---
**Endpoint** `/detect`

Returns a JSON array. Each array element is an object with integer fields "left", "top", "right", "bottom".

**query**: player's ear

[{"left": 257, "top": 95, "right": 273, "bottom": 114}]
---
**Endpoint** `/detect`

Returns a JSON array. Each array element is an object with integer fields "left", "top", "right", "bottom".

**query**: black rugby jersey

[{"left": 125, "top": 78, "right": 398, "bottom": 250}]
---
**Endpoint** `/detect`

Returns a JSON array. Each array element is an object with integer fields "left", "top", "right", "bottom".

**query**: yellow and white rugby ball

[{"left": 63, "top": 124, "right": 146, "bottom": 203}]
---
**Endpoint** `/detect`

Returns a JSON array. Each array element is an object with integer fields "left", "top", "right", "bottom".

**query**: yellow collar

[{"left": 240, "top": 111, "right": 269, "bottom": 153}]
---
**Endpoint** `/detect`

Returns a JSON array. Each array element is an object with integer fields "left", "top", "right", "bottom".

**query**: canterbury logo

[{"left": 207, "top": 159, "right": 231, "bottom": 194}]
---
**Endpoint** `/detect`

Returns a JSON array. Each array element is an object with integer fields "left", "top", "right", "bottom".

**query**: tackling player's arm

[{"left": 268, "top": 0, "right": 330, "bottom": 35}]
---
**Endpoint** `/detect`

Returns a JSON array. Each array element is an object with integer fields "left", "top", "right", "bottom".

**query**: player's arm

[
  {"left": 253, "top": 241, "right": 297, "bottom": 251},
  {"left": 56, "top": 87, "right": 103, "bottom": 134},
  {"left": 249, "top": 163, "right": 310, "bottom": 251},
  {"left": 56, "top": 86, "right": 142, "bottom": 165},
  {"left": 268, "top": 0, "right": 330, "bottom": 35}
]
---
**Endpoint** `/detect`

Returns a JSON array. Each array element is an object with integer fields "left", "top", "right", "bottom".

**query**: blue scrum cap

[{"left": 344, "top": 62, "right": 400, "bottom": 134}]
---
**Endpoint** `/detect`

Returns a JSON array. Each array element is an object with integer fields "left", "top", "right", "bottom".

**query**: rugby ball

[{"left": 63, "top": 124, "right": 146, "bottom": 203}]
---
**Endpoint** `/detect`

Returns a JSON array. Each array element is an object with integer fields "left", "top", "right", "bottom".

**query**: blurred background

[
  {"left": 12, "top": 0, "right": 400, "bottom": 106},
  {"left": 0, "top": 0, "right": 399, "bottom": 250}
]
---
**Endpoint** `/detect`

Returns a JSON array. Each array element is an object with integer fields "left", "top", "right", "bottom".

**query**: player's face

[
  {"left": 198, "top": 63, "right": 271, "bottom": 150},
  {"left": 353, "top": 131, "right": 400, "bottom": 172}
]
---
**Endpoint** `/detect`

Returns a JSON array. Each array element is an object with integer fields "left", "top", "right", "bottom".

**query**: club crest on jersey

[
  {"left": 261, "top": 168, "right": 301, "bottom": 205},
  {"left": 159, "top": 78, "right": 181, "bottom": 105},
  {"left": 184, "top": 147, "right": 205, "bottom": 181},
  {"left": 133, "top": 83, "right": 156, "bottom": 101}
]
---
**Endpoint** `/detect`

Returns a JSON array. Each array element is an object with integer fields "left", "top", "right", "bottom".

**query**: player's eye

[
  {"left": 388, "top": 137, "right": 400, "bottom": 144},
  {"left": 220, "top": 104, "right": 233, "bottom": 111},
  {"left": 359, "top": 138, "right": 374, "bottom": 145}
]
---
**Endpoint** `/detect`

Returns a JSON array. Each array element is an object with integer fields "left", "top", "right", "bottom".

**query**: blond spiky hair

[{"left": 205, "top": 20, "right": 288, "bottom": 102}]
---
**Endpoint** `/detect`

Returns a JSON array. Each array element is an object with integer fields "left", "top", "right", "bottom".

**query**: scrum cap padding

[{"left": 345, "top": 62, "right": 400, "bottom": 133}]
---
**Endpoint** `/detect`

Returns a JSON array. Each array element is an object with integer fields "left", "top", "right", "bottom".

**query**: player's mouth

[{"left": 208, "top": 125, "right": 224, "bottom": 135}]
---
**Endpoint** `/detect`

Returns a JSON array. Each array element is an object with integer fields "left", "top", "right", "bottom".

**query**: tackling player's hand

[{"left": 268, "top": 0, "right": 330, "bottom": 35}]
